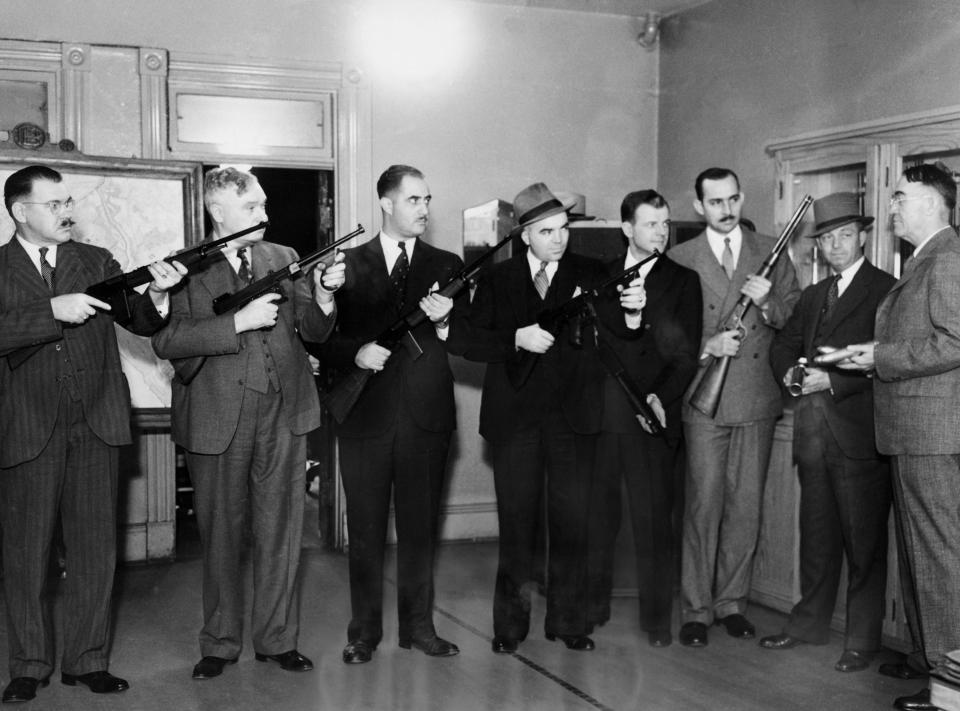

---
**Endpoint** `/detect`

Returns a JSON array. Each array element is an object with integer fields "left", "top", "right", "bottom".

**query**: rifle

[
  {"left": 6, "top": 221, "right": 269, "bottom": 370},
  {"left": 212, "top": 224, "right": 364, "bottom": 315},
  {"left": 688, "top": 194, "right": 813, "bottom": 418},
  {"left": 596, "top": 335, "right": 665, "bottom": 437},
  {"left": 506, "top": 249, "right": 660, "bottom": 390},
  {"left": 321, "top": 231, "right": 515, "bottom": 424}
]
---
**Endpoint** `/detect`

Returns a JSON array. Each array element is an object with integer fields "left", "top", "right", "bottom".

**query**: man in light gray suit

[
  {"left": 668, "top": 167, "right": 800, "bottom": 648},
  {"left": 834, "top": 163, "right": 960, "bottom": 711},
  {"left": 152, "top": 168, "right": 344, "bottom": 681}
]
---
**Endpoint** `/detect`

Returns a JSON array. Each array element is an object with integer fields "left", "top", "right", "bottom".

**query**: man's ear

[
  {"left": 379, "top": 195, "right": 394, "bottom": 216},
  {"left": 693, "top": 199, "right": 705, "bottom": 217},
  {"left": 10, "top": 203, "right": 27, "bottom": 224}
]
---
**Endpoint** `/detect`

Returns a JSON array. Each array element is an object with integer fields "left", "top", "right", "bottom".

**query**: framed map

[{"left": 0, "top": 151, "right": 204, "bottom": 407}]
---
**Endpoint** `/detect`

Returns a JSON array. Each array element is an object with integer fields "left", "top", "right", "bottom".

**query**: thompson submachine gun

[
  {"left": 688, "top": 195, "right": 813, "bottom": 417},
  {"left": 596, "top": 326, "right": 665, "bottom": 437},
  {"left": 321, "top": 231, "right": 515, "bottom": 424},
  {"left": 211, "top": 224, "right": 364, "bottom": 315}
]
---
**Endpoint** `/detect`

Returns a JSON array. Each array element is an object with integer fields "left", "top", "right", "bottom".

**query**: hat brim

[
  {"left": 806, "top": 215, "right": 874, "bottom": 238},
  {"left": 510, "top": 196, "right": 580, "bottom": 236}
]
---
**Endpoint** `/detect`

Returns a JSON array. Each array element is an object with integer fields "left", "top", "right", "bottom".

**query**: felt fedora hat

[
  {"left": 511, "top": 183, "right": 579, "bottom": 234},
  {"left": 806, "top": 192, "right": 874, "bottom": 238}
]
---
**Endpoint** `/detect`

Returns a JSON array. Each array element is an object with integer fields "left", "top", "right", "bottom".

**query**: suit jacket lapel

[
  {"left": 5, "top": 239, "right": 51, "bottom": 300},
  {"left": 50, "top": 242, "right": 87, "bottom": 295},
  {"left": 691, "top": 233, "right": 731, "bottom": 303}
]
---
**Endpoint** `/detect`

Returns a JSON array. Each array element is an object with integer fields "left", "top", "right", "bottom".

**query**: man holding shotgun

[
  {"left": 311, "top": 164, "right": 464, "bottom": 665},
  {"left": 668, "top": 167, "right": 800, "bottom": 648},
  {"left": 152, "top": 167, "right": 345, "bottom": 680}
]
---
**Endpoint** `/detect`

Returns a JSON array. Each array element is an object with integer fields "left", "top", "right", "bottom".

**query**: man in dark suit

[
  {"left": 587, "top": 189, "right": 702, "bottom": 648},
  {"left": 152, "top": 167, "right": 343, "bottom": 680},
  {"left": 453, "top": 182, "right": 607, "bottom": 654},
  {"left": 835, "top": 164, "right": 960, "bottom": 711},
  {"left": 668, "top": 167, "right": 801, "bottom": 647},
  {"left": 0, "top": 165, "right": 184, "bottom": 702},
  {"left": 762, "top": 193, "right": 895, "bottom": 673},
  {"left": 314, "top": 164, "right": 463, "bottom": 664}
]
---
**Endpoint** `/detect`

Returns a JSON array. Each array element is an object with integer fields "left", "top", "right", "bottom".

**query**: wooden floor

[{"left": 0, "top": 500, "right": 920, "bottom": 711}]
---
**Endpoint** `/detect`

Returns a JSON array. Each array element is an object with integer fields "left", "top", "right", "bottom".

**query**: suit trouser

[
  {"left": 491, "top": 418, "right": 596, "bottom": 639},
  {"left": 891, "top": 454, "right": 960, "bottom": 669},
  {"left": 337, "top": 403, "right": 451, "bottom": 645},
  {"left": 186, "top": 386, "right": 306, "bottom": 659},
  {"left": 0, "top": 394, "right": 118, "bottom": 679},
  {"left": 680, "top": 417, "right": 775, "bottom": 624},
  {"left": 785, "top": 416, "right": 890, "bottom": 649},
  {"left": 587, "top": 431, "right": 678, "bottom": 634}
]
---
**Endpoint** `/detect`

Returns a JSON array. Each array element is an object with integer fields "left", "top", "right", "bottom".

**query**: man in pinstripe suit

[{"left": 0, "top": 165, "right": 185, "bottom": 702}]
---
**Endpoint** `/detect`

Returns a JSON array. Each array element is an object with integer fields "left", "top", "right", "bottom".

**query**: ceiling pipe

[{"left": 636, "top": 11, "right": 661, "bottom": 49}]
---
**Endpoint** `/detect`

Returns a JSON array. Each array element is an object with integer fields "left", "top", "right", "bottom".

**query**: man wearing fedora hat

[
  {"left": 453, "top": 182, "right": 625, "bottom": 654},
  {"left": 763, "top": 192, "right": 895, "bottom": 673}
]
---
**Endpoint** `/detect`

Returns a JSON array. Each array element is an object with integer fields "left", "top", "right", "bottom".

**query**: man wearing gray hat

[{"left": 763, "top": 192, "right": 895, "bottom": 673}]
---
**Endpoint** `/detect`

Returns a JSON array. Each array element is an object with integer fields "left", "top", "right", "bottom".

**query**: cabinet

[{"left": 753, "top": 105, "right": 960, "bottom": 650}]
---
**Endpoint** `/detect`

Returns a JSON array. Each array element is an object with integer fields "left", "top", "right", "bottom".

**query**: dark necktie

[
  {"left": 722, "top": 237, "right": 735, "bottom": 280},
  {"left": 822, "top": 274, "right": 840, "bottom": 320},
  {"left": 237, "top": 248, "right": 252, "bottom": 284},
  {"left": 390, "top": 242, "right": 409, "bottom": 307},
  {"left": 39, "top": 247, "right": 55, "bottom": 291},
  {"left": 534, "top": 261, "right": 549, "bottom": 300}
]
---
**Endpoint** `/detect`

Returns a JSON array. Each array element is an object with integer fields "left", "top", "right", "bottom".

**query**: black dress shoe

[
  {"left": 254, "top": 649, "right": 313, "bottom": 672},
  {"left": 835, "top": 649, "right": 874, "bottom": 672},
  {"left": 545, "top": 632, "right": 595, "bottom": 651},
  {"left": 60, "top": 671, "right": 129, "bottom": 694},
  {"left": 679, "top": 622, "right": 708, "bottom": 647},
  {"left": 715, "top": 614, "right": 756, "bottom": 639},
  {"left": 2, "top": 677, "right": 48, "bottom": 703},
  {"left": 759, "top": 632, "right": 805, "bottom": 650},
  {"left": 192, "top": 656, "right": 237, "bottom": 680},
  {"left": 894, "top": 688, "right": 941, "bottom": 711},
  {"left": 880, "top": 662, "right": 929, "bottom": 680},
  {"left": 342, "top": 641, "right": 374, "bottom": 664},
  {"left": 399, "top": 635, "right": 459, "bottom": 657},
  {"left": 491, "top": 636, "right": 518, "bottom": 654},
  {"left": 648, "top": 630, "right": 672, "bottom": 648}
]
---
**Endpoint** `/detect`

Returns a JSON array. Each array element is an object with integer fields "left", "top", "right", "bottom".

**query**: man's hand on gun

[
  {"left": 740, "top": 273, "right": 772, "bottom": 307},
  {"left": 234, "top": 292, "right": 282, "bottom": 333},
  {"left": 355, "top": 342, "right": 391, "bottom": 372},
  {"left": 619, "top": 276, "right": 647, "bottom": 313},
  {"left": 146, "top": 259, "right": 188, "bottom": 295},
  {"left": 516, "top": 324, "right": 555, "bottom": 354},
  {"left": 704, "top": 328, "right": 742, "bottom": 358},
  {"left": 314, "top": 252, "right": 346, "bottom": 304},
  {"left": 637, "top": 393, "right": 666, "bottom": 435},
  {"left": 419, "top": 287, "right": 454, "bottom": 325}
]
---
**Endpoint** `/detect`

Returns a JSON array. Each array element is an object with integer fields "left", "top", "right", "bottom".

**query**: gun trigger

[{"left": 403, "top": 331, "right": 424, "bottom": 360}]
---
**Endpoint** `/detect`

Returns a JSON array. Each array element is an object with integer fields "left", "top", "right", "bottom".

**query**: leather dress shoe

[
  {"left": 491, "top": 636, "right": 518, "bottom": 654},
  {"left": 894, "top": 688, "right": 941, "bottom": 711},
  {"left": 342, "top": 641, "right": 374, "bottom": 664},
  {"left": 679, "top": 622, "right": 708, "bottom": 647},
  {"left": 399, "top": 635, "right": 459, "bottom": 657},
  {"left": 60, "top": 671, "right": 129, "bottom": 694},
  {"left": 254, "top": 650, "right": 313, "bottom": 672},
  {"left": 648, "top": 630, "right": 672, "bottom": 648},
  {"left": 545, "top": 632, "right": 595, "bottom": 651},
  {"left": 192, "top": 656, "right": 237, "bottom": 680},
  {"left": 715, "top": 614, "right": 756, "bottom": 639},
  {"left": 880, "top": 662, "right": 929, "bottom": 680},
  {"left": 759, "top": 632, "right": 805, "bottom": 650},
  {"left": 2, "top": 677, "right": 48, "bottom": 703},
  {"left": 835, "top": 649, "right": 874, "bottom": 672}
]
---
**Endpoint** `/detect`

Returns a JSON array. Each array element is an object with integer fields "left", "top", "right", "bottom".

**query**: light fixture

[{"left": 636, "top": 11, "right": 661, "bottom": 49}]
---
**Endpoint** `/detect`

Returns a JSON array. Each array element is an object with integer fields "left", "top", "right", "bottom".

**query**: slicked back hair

[
  {"left": 694, "top": 167, "right": 740, "bottom": 201},
  {"left": 621, "top": 189, "right": 669, "bottom": 223},
  {"left": 4, "top": 165, "right": 63, "bottom": 217},
  {"left": 376, "top": 164, "right": 424, "bottom": 199}
]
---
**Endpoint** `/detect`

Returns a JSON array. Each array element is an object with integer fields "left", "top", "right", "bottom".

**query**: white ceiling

[{"left": 469, "top": 0, "right": 714, "bottom": 18}]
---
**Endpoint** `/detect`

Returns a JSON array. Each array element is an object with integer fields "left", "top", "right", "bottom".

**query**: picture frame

[{"left": 0, "top": 150, "right": 204, "bottom": 408}]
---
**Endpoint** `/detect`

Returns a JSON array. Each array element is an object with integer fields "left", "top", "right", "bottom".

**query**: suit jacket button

[{"left": 55, "top": 344, "right": 62, "bottom": 351}]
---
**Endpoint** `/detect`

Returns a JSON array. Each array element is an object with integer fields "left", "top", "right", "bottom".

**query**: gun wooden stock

[{"left": 688, "top": 195, "right": 813, "bottom": 417}]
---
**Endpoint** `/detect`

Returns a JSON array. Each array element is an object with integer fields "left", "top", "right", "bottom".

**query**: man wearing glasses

[
  {"left": 834, "top": 163, "right": 960, "bottom": 711},
  {"left": 0, "top": 165, "right": 185, "bottom": 702}
]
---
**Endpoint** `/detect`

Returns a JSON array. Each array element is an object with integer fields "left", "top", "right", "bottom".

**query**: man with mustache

[
  {"left": 312, "top": 164, "right": 463, "bottom": 664},
  {"left": 0, "top": 165, "right": 185, "bottom": 702},
  {"left": 668, "top": 167, "right": 800, "bottom": 648}
]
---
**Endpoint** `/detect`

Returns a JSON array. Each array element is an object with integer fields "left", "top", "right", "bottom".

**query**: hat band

[{"left": 517, "top": 198, "right": 565, "bottom": 227}]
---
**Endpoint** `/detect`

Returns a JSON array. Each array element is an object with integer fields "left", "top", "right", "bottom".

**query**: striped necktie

[
  {"left": 534, "top": 261, "right": 549, "bottom": 299},
  {"left": 237, "top": 248, "right": 252, "bottom": 284},
  {"left": 39, "top": 247, "right": 55, "bottom": 291}
]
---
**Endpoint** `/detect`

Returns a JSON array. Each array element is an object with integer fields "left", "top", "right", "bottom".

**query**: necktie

[
  {"left": 822, "top": 274, "right": 840, "bottom": 320},
  {"left": 534, "top": 261, "right": 549, "bottom": 300},
  {"left": 390, "top": 242, "right": 409, "bottom": 307},
  {"left": 39, "top": 247, "right": 55, "bottom": 291},
  {"left": 237, "top": 248, "right": 252, "bottom": 284},
  {"left": 721, "top": 237, "right": 735, "bottom": 280}
]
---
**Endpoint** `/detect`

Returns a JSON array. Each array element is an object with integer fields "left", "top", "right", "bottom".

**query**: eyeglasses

[
  {"left": 889, "top": 194, "right": 929, "bottom": 208},
  {"left": 18, "top": 197, "right": 75, "bottom": 215}
]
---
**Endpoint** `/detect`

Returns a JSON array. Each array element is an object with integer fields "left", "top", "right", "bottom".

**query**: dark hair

[
  {"left": 203, "top": 167, "right": 259, "bottom": 209},
  {"left": 4, "top": 165, "right": 63, "bottom": 217},
  {"left": 903, "top": 162, "right": 957, "bottom": 213},
  {"left": 694, "top": 167, "right": 740, "bottom": 201},
  {"left": 376, "top": 164, "right": 424, "bottom": 199},
  {"left": 620, "top": 189, "right": 669, "bottom": 222}
]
